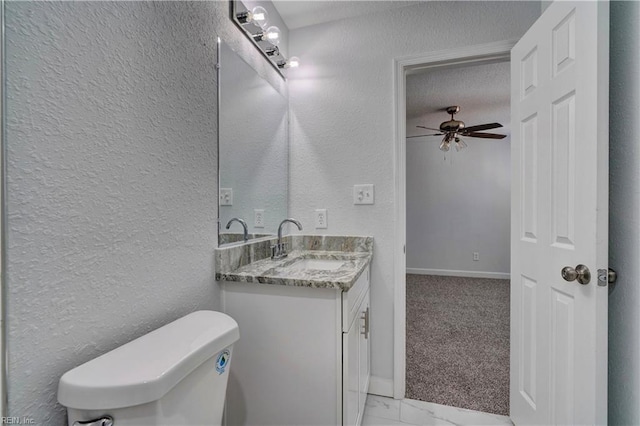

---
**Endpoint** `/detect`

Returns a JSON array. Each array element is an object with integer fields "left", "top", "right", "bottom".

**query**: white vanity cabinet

[
  {"left": 343, "top": 277, "right": 370, "bottom": 426},
  {"left": 221, "top": 265, "right": 371, "bottom": 426}
]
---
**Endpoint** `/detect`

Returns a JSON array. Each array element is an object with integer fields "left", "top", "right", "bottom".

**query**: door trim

[{"left": 392, "top": 39, "right": 517, "bottom": 399}]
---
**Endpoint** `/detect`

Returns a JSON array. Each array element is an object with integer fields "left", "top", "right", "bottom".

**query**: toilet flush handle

[{"left": 73, "top": 416, "right": 113, "bottom": 426}]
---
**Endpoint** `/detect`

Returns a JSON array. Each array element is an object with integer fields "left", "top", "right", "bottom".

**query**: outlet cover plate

[
  {"left": 315, "top": 209, "right": 328, "bottom": 229},
  {"left": 353, "top": 184, "right": 374, "bottom": 205},
  {"left": 220, "top": 188, "right": 233, "bottom": 206},
  {"left": 254, "top": 209, "right": 265, "bottom": 228}
]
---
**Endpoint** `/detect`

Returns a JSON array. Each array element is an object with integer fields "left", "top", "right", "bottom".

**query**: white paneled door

[{"left": 510, "top": 2, "right": 609, "bottom": 425}]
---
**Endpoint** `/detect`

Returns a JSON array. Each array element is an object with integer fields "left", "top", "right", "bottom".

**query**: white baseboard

[
  {"left": 368, "top": 376, "right": 394, "bottom": 397},
  {"left": 406, "top": 268, "right": 510, "bottom": 280}
]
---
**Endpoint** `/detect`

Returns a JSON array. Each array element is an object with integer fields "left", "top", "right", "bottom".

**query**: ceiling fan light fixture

[
  {"left": 440, "top": 133, "right": 453, "bottom": 152},
  {"left": 416, "top": 106, "right": 506, "bottom": 153},
  {"left": 454, "top": 136, "right": 467, "bottom": 152}
]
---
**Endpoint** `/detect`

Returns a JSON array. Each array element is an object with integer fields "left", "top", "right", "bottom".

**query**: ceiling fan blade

[
  {"left": 462, "top": 122, "right": 503, "bottom": 133},
  {"left": 465, "top": 132, "right": 507, "bottom": 139},
  {"left": 407, "top": 133, "right": 442, "bottom": 138},
  {"left": 417, "top": 125, "right": 442, "bottom": 131}
]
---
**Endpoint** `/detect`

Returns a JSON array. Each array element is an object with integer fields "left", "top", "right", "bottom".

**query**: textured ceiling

[
  {"left": 406, "top": 61, "right": 511, "bottom": 137},
  {"left": 272, "top": 0, "right": 422, "bottom": 29}
]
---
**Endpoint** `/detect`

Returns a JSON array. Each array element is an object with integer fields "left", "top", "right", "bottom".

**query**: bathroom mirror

[{"left": 218, "top": 40, "right": 288, "bottom": 246}]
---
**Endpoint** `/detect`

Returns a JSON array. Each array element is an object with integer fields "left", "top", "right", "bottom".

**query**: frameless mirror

[{"left": 218, "top": 40, "right": 288, "bottom": 246}]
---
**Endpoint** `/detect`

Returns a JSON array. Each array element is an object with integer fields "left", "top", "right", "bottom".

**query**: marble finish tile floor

[{"left": 362, "top": 394, "right": 513, "bottom": 426}]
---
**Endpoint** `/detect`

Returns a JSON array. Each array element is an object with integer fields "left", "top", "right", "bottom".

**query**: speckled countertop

[{"left": 215, "top": 235, "right": 373, "bottom": 291}]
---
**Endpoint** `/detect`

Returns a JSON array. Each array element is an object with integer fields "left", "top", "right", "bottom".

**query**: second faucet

[{"left": 271, "top": 218, "right": 303, "bottom": 259}]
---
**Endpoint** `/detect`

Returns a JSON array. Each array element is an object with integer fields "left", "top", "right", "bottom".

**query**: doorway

[
  {"left": 393, "top": 3, "right": 610, "bottom": 425},
  {"left": 404, "top": 59, "right": 511, "bottom": 415},
  {"left": 391, "top": 40, "right": 516, "bottom": 402}
]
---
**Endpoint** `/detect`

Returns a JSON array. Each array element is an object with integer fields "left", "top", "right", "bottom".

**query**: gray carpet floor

[{"left": 406, "top": 274, "right": 510, "bottom": 416}]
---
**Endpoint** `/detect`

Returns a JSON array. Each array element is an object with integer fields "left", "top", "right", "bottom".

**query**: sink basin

[{"left": 286, "top": 258, "right": 346, "bottom": 271}]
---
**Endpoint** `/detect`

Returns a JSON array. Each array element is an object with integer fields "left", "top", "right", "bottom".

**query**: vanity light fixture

[
  {"left": 253, "top": 26, "right": 281, "bottom": 45},
  {"left": 277, "top": 56, "right": 300, "bottom": 69},
  {"left": 236, "top": 6, "right": 269, "bottom": 29},
  {"left": 231, "top": 0, "right": 299, "bottom": 78}
]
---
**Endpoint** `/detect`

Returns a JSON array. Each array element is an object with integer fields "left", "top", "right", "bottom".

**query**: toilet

[{"left": 58, "top": 311, "right": 239, "bottom": 426}]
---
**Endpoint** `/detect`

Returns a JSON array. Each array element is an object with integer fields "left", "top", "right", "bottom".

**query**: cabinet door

[
  {"left": 358, "top": 288, "right": 371, "bottom": 418},
  {"left": 343, "top": 322, "right": 360, "bottom": 426}
]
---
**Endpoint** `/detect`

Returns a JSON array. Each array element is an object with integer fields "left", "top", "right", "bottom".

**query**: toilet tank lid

[{"left": 57, "top": 310, "right": 239, "bottom": 410}]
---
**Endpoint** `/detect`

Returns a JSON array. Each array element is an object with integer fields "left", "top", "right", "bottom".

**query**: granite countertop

[{"left": 215, "top": 235, "right": 373, "bottom": 291}]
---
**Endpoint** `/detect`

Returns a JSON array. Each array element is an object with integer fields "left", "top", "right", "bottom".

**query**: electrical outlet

[
  {"left": 254, "top": 209, "right": 265, "bottom": 228},
  {"left": 220, "top": 188, "right": 233, "bottom": 206},
  {"left": 315, "top": 209, "right": 328, "bottom": 229},
  {"left": 353, "top": 184, "right": 374, "bottom": 205},
  {"left": 473, "top": 252, "right": 479, "bottom": 261}
]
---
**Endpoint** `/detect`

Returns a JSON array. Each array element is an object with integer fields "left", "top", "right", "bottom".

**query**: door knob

[{"left": 561, "top": 264, "right": 591, "bottom": 285}]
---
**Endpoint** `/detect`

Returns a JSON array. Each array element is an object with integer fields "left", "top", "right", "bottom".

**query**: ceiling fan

[{"left": 408, "top": 106, "right": 507, "bottom": 152}]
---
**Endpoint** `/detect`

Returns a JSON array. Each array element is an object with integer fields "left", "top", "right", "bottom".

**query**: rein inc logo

[
  {"left": 215, "top": 349, "right": 231, "bottom": 375},
  {"left": 1, "top": 418, "right": 34, "bottom": 425}
]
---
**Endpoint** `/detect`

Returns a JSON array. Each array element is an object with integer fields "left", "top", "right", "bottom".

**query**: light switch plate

[
  {"left": 315, "top": 209, "right": 328, "bottom": 229},
  {"left": 254, "top": 209, "right": 265, "bottom": 228},
  {"left": 220, "top": 188, "right": 233, "bottom": 206},
  {"left": 353, "top": 184, "right": 374, "bottom": 205}
]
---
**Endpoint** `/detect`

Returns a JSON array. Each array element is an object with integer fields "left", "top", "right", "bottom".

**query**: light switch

[
  {"left": 353, "top": 184, "right": 374, "bottom": 205},
  {"left": 220, "top": 188, "right": 233, "bottom": 206}
]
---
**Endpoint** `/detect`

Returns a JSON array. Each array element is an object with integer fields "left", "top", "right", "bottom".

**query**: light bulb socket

[
  {"left": 236, "top": 11, "right": 250, "bottom": 24},
  {"left": 265, "top": 46, "right": 280, "bottom": 57}
]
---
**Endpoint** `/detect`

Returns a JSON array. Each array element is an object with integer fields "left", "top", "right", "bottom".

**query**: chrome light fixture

[
  {"left": 236, "top": 6, "right": 269, "bottom": 29},
  {"left": 232, "top": 0, "right": 300, "bottom": 78},
  {"left": 253, "top": 26, "right": 281, "bottom": 45},
  {"left": 278, "top": 56, "right": 300, "bottom": 69}
]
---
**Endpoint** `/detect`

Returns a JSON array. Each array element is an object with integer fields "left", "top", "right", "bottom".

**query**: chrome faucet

[
  {"left": 225, "top": 218, "right": 249, "bottom": 242},
  {"left": 272, "top": 218, "right": 303, "bottom": 259}
]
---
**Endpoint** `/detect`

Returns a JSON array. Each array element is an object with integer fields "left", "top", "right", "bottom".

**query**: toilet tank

[{"left": 58, "top": 311, "right": 239, "bottom": 426}]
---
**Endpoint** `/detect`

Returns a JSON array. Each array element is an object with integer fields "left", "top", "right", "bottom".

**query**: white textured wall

[
  {"left": 608, "top": 1, "right": 640, "bottom": 424},
  {"left": 5, "top": 1, "right": 284, "bottom": 423},
  {"left": 287, "top": 1, "right": 540, "bottom": 386},
  {"left": 406, "top": 62, "right": 511, "bottom": 275}
]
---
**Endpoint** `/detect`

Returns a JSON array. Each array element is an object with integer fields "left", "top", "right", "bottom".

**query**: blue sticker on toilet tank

[{"left": 215, "top": 349, "right": 230, "bottom": 374}]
